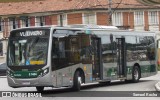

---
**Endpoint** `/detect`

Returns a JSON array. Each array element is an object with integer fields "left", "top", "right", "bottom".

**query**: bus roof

[
  {"left": 53, "top": 26, "right": 156, "bottom": 37},
  {"left": 90, "top": 29, "right": 156, "bottom": 37},
  {"left": 64, "top": 24, "right": 118, "bottom": 30},
  {"left": 10, "top": 24, "right": 118, "bottom": 31},
  {"left": 10, "top": 25, "right": 156, "bottom": 37}
]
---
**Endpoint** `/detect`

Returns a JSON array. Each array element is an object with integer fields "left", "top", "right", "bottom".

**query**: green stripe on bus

[
  {"left": 13, "top": 71, "right": 41, "bottom": 78},
  {"left": 140, "top": 65, "right": 156, "bottom": 73},
  {"left": 106, "top": 64, "right": 156, "bottom": 77}
]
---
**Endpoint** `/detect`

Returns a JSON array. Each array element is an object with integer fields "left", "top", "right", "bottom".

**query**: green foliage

[{"left": 0, "top": 0, "right": 42, "bottom": 3}]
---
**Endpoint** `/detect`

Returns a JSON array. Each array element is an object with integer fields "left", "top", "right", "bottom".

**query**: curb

[
  {"left": 155, "top": 82, "right": 160, "bottom": 92},
  {"left": 0, "top": 76, "right": 7, "bottom": 78}
]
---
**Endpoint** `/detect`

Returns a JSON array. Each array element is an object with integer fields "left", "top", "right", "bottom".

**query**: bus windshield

[{"left": 8, "top": 29, "right": 50, "bottom": 67}]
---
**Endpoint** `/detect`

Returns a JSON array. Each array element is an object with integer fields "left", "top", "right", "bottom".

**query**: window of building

[
  {"left": 9, "top": 18, "right": 18, "bottom": 30},
  {"left": 134, "top": 11, "right": 144, "bottom": 26},
  {"left": 58, "top": 14, "right": 67, "bottom": 26},
  {"left": 83, "top": 12, "right": 96, "bottom": 25},
  {"left": 21, "top": 17, "right": 30, "bottom": 27},
  {"left": 149, "top": 11, "right": 158, "bottom": 25},
  {"left": 112, "top": 12, "right": 123, "bottom": 26},
  {"left": 36, "top": 16, "right": 45, "bottom": 26}
]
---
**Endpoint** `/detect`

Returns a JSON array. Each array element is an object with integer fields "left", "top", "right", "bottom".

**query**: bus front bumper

[{"left": 7, "top": 73, "right": 53, "bottom": 87}]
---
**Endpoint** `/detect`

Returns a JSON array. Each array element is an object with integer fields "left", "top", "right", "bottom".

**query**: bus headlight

[
  {"left": 39, "top": 68, "right": 49, "bottom": 77},
  {"left": 43, "top": 68, "right": 48, "bottom": 74}
]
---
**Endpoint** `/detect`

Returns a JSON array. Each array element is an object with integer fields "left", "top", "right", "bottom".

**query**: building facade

[{"left": 0, "top": 0, "right": 160, "bottom": 62}]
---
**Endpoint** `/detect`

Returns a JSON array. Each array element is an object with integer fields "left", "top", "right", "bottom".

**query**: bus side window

[
  {"left": 52, "top": 38, "right": 67, "bottom": 69},
  {"left": 52, "top": 38, "right": 59, "bottom": 59},
  {"left": 125, "top": 36, "right": 137, "bottom": 62},
  {"left": 80, "top": 34, "right": 92, "bottom": 64},
  {"left": 81, "top": 46, "right": 92, "bottom": 64},
  {"left": 51, "top": 38, "right": 59, "bottom": 71},
  {"left": 101, "top": 35, "right": 116, "bottom": 63},
  {"left": 137, "top": 36, "right": 149, "bottom": 61},
  {"left": 147, "top": 36, "right": 155, "bottom": 60}
]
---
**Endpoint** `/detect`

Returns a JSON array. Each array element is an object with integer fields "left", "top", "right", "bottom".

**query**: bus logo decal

[{"left": 26, "top": 60, "right": 30, "bottom": 65}]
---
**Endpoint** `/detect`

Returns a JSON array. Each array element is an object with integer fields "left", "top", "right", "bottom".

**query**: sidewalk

[
  {"left": 0, "top": 76, "right": 6, "bottom": 78},
  {"left": 155, "top": 82, "right": 160, "bottom": 92}
]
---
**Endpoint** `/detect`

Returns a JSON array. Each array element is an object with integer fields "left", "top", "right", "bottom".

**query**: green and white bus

[{"left": 7, "top": 25, "right": 157, "bottom": 92}]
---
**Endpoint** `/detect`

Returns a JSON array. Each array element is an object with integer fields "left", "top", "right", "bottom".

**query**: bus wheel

[
  {"left": 36, "top": 86, "right": 44, "bottom": 92},
  {"left": 132, "top": 66, "right": 140, "bottom": 83},
  {"left": 72, "top": 71, "right": 82, "bottom": 91}
]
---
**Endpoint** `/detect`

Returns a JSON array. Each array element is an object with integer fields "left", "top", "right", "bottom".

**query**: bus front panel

[{"left": 7, "top": 28, "right": 53, "bottom": 87}]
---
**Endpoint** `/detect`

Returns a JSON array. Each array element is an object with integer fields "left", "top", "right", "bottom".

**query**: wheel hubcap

[
  {"left": 78, "top": 77, "right": 82, "bottom": 84},
  {"left": 134, "top": 69, "right": 139, "bottom": 80}
]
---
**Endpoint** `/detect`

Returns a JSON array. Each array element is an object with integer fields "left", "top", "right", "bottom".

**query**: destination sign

[
  {"left": 10, "top": 29, "right": 50, "bottom": 37},
  {"left": 20, "top": 31, "right": 44, "bottom": 37}
]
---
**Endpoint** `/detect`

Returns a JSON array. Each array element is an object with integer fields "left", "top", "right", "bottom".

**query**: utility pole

[{"left": 108, "top": 0, "right": 112, "bottom": 26}]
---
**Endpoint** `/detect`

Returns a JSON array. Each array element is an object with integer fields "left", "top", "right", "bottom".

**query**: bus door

[
  {"left": 116, "top": 38, "right": 126, "bottom": 78},
  {"left": 92, "top": 37, "right": 102, "bottom": 80}
]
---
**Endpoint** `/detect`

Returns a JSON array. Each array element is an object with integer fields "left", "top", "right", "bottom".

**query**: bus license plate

[{"left": 22, "top": 82, "right": 30, "bottom": 85}]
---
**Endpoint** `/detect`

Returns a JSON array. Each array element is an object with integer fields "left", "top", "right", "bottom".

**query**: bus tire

[
  {"left": 132, "top": 66, "right": 140, "bottom": 83},
  {"left": 72, "top": 71, "right": 82, "bottom": 91},
  {"left": 36, "top": 86, "right": 44, "bottom": 92}
]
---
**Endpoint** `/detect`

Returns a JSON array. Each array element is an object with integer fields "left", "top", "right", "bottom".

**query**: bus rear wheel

[
  {"left": 72, "top": 71, "right": 82, "bottom": 91},
  {"left": 36, "top": 86, "right": 44, "bottom": 92},
  {"left": 132, "top": 66, "right": 140, "bottom": 83}
]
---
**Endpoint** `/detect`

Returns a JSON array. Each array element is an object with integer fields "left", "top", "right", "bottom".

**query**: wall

[
  {"left": 96, "top": 12, "right": 109, "bottom": 25},
  {"left": 67, "top": 13, "right": 82, "bottom": 25}
]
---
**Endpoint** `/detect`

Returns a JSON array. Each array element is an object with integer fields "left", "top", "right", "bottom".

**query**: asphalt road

[{"left": 0, "top": 72, "right": 160, "bottom": 98}]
